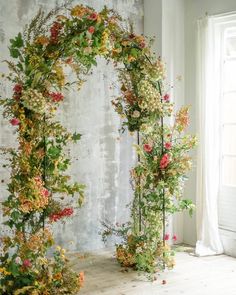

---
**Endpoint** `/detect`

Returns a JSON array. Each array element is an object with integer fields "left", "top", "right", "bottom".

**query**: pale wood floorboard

[{"left": 71, "top": 248, "right": 236, "bottom": 295}]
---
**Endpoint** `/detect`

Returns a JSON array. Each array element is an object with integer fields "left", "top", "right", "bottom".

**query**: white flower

[
  {"left": 132, "top": 110, "right": 140, "bottom": 118},
  {"left": 136, "top": 247, "right": 143, "bottom": 254}
]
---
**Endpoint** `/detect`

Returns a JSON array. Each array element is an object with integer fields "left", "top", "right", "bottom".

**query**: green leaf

[
  {"left": 10, "top": 33, "right": 24, "bottom": 48},
  {"left": 8, "top": 263, "right": 19, "bottom": 276},
  {"left": 9, "top": 47, "right": 20, "bottom": 58},
  {"left": 31, "top": 71, "right": 42, "bottom": 88},
  {"left": 72, "top": 132, "right": 82, "bottom": 142},
  {"left": 48, "top": 146, "right": 61, "bottom": 159},
  {"left": 11, "top": 211, "right": 20, "bottom": 222}
]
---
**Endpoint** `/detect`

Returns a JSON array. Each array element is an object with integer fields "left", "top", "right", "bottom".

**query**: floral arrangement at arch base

[{"left": 0, "top": 2, "right": 196, "bottom": 294}]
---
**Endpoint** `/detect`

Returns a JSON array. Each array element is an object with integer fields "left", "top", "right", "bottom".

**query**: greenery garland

[{"left": 0, "top": 3, "right": 196, "bottom": 294}]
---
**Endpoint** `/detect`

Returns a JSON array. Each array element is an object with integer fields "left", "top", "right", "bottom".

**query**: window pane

[
  {"left": 222, "top": 125, "right": 236, "bottom": 154},
  {"left": 222, "top": 93, "right": 236, "bottom": 123},
  {"left": 226, "top": 36, "right": 236, "bottom": 57},
  {"left": 222, "top": 156, "right": 236, "bottom": 186},
  {"left": 224, "top": 60, "right": 236, "bottom": 92}
]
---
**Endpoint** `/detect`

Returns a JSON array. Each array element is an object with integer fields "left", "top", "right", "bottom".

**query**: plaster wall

[{"left": 0, "top": 0, "right": 143, "bottom": 252}]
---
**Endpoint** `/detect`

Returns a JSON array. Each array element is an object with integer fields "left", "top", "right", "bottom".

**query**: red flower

[
  {"left": 13, "top": 84, "right": 22, "bottom": 93},
  {"left": 50, "top": 22, "right": 63, "bottom": 43},
  {"left": 10, "top": 118, "right": 20, "bottom": 126},
  {"left": 160, "top": 153, "right": 170, "bottom": 169},
  {"left": 23, "top": 259, "right": 31, "bottom": 268},
  {"left": 163, "top": 94, "right": 170, "bottom": 102},
  {"left": 143, "top": 144, "right": 153, "bottom": 153},
  {"left": 164, "top": 142, "right": 172, "bottom": 150},
  {"left": 172, "top": 234, "right": 177, "bottom": 242},
  {"left": 49, "top": 92, "right": 64, "bottom": 102},
  {"left": 49, "top": 207, "right": 74, "bottom": 222},
  {"left": 88, "top": 26, "right": 95, "bottom": 34},
  {"left": 164, "top": 234, "right": 170, "bottom": 241},
  {"left": 87, "top": 12, "right": 98, "bottom": 21}
]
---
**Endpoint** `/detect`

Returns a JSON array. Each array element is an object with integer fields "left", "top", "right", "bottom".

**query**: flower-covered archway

[{"left": 0, "top": 3, "right": 196, "bottom": 294}]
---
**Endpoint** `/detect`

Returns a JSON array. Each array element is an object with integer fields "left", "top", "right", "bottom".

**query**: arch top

[{"left": 6, "top": 3, "right": 166, "bottom": 132}]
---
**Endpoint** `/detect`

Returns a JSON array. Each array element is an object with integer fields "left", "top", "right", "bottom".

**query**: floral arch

[{"left": 0, "top": 3, "right": 196, "bottom": 294}]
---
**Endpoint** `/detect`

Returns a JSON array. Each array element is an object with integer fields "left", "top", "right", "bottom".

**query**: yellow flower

[
  {"left": 0, "top": 267, "right": 11, "bottom": 276},
  {"left": 56, "top": 246, "right": 61, "bottom": 252}
]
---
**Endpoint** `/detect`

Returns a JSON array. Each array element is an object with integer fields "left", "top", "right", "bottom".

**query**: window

[{"left": 218, "top": 20, "right": 236, "bottom": 235}]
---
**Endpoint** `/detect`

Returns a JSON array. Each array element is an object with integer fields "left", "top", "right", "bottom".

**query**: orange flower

[
  {"left": 71, "top": 5, "right": 91, "bottom": 17},
  {"left": 35, "top": 36, "right": 49, "bottom": 46},
  {"left": 53, "top": 272, "right": 62, "bottom": 281},
  {"left": 78, "top": 271, "right": 85, "bottom": 286}
]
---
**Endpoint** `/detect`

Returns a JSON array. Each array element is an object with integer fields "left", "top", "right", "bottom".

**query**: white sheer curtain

[{"left": 195, "top": 17, "right": 224, "bottom": 256}]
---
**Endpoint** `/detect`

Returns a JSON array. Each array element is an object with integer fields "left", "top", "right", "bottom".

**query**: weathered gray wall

[{"left": 0, "top": 0, "right": 143, "bottom": 251}]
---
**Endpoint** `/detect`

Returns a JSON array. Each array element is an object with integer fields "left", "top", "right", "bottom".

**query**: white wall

[
  {"left": 184, "top": 0, "right": 236, "bottom": 246},
  {"left": 144, "top": 0, "right": 185, "bottom": 243}
]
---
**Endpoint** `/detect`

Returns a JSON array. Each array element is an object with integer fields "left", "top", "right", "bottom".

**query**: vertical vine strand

[
  {"left": 157, "top": 80, "right": 166, "bottom": 270},
  {"left": 137, "top": 130, "right": 142, "bottom": 233}
]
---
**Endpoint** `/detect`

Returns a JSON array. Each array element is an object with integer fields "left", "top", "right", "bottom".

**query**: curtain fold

[{"left": 195, "top": 17, "right": 224, "bottom": 256}]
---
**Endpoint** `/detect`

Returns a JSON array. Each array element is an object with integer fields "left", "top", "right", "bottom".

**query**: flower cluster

[
  {"left": 13, "top": 83, "right": 23, "bottom": 100},
  {"left": 49, "top": 207, "right": 74, "bottom": 222},
  {"left": 50, "top": 91, "right": 64, "bottom": 102},
  {"left": 50, "top": 21, "right": 63, "bottom": 43}
]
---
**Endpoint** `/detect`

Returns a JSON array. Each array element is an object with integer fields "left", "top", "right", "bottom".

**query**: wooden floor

[{"left": 72, "top": 247, "right": 236, "bottom": 295}]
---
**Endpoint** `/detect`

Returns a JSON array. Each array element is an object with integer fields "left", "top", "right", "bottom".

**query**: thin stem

[
  {"left": 42, "top": 114, "right": 47, "bottom": 230},
  {"left": 157, "top": 81, "right": 166, "bottom": 270},
  {"left": 137, "top": 130, "right": 142, "bottom": 233}
]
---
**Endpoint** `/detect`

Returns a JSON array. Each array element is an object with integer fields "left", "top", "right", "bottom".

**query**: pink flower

[
  {"left": 160, "top": 153, "right": 170, "bottom": 169},
  {"left": 87, "top": 12, "right": 98, "bottom": 21},
  {"left": 88, "top": 26, "right": 95, "bottom": 34},
  {"left": 164, "top": 234, "right": 170, "bottom": 241},
  {"left": 172, "top": 235, "right": 177, "bottom": 242},
  {"left": 23, "top": 259, "right": 31, "bottom": 268},
  {"left": 143, "top": 144, "right": 153, "bottom": 153},
  {"left": 10, "top": 118, "right": 20, "bottom": 126},
  {"left": 42, "top": 188, "right": 50, "bottom": 198},
  {"left": 49, "top": 92, "right": 64, "bottom": 103},
  {"left": 164, "top": 142, "right": 172, "bottom": 150},
  {"left": 139, "top": 41, "right": 146, "bottom": 49},
  {"left": 15, "top": 257, "right": 22, "bottom": 265},
  {"left": 163, "top": 94, "right": 170, "bottom": 102}
]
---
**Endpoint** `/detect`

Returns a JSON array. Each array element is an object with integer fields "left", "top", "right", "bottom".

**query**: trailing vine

[{"left": 0, "top": 3, "right": 196, "bottom": 294}]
